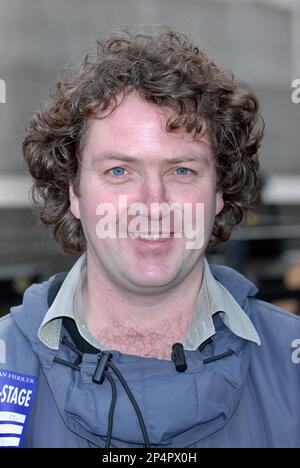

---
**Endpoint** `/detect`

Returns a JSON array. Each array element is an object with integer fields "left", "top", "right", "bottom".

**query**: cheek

[
  {"left": 77, "top": 186, "right": 101, "bottom": 228},
  {"left": 79, "top": 201, "right": 97, "bottom": 237},
  {"left": 182, "top": 187, "right": 215, "bottom": 213},
  {"left": 193, "top": 193, "right": 218, "bottom": 234},
  {"left": 80, "top": 190, "right": 123, "bottom": 239}
]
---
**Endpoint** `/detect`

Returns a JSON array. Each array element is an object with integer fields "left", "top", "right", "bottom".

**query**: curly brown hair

[{"left": 23, "top": 26, "right": 264, "bottom": 254}]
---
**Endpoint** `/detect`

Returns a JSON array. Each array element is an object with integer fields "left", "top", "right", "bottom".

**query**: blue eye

[
  {"left": 176, "top": 167, "right": 191, "bottom": 176},
  {"left": 111, "top": 167, "right": 126, "bottom": 176}
]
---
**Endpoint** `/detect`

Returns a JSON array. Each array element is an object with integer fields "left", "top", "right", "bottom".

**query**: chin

[{"left": 128, "top": 270, "right": 177, "bottom": 288}]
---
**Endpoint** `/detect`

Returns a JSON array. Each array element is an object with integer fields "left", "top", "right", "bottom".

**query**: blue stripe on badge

[{"left": 0, "top": 370, "right": 38, "bottom": 448}]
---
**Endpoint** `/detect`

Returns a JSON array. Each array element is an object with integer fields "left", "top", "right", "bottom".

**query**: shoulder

[
  {"left": 248, "top": 296, "right": 300, "bottom": 338},
  {"left": 210, "top": 261, "right": 300, "bottom": 340},
  {"left": 0, "top": 274, "right": 61, "bottom": 372},
  {"left": 247, "top": 297, "right": 300, "bottom": 378},
  {"left": 211, "top": 261, "right": 300, "bottom": 371},
  {"left": 0, "top": 311, "right": 37, "bottom": 373},
  {"left": 0, "top": 311, "right": 20, "bottom": 341}
]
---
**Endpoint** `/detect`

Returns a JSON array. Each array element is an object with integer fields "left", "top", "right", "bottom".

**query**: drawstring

[
  {"left": 104, "top": 372, "right": 117, "bottom": 448},
  {"left": 198, "top": 336, "right": 235, "bottom": 363},
  {"left": 53, "top": 336, "right": 151, "bottom": 448},
  {"left": 203, "top": 350, "right": 234, "bottom": 364},
  {"left": 54, "top": 334, "right": 235, "bottom": 448},
  {"left": 106, "top": 361, "right": 151, "bottom": 447}
]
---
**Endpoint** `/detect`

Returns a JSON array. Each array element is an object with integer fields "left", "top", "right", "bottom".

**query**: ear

[
  {"left": 215, "top": 191, "right": 224, "bottom": 216},
  {"left": 69, "top": 184, "right": 80, "bottom": 220}
]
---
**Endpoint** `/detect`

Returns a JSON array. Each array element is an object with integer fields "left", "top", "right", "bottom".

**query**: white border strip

[
  {"left": 0, "top": 424, "right": 23, "bottom": 435},
  {"left": 0, "top": 411, "right": 26, "bottom": 424},
  {"left": 0, "top": 436, "right": 21, "bottom": 447}
]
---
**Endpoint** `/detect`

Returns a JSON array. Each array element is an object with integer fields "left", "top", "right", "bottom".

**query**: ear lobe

[
  {"left": 69, "top": 184, "right": 80, "bottom": 220},
  {"left": 216, "top": 191, "right": 224, "bottom": 216}
]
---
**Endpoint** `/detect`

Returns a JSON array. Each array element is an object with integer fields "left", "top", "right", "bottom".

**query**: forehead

[{"left": 82, "top": 92, "right": 213, "bottom": 163}]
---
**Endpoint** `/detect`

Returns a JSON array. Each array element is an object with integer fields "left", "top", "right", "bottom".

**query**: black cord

[
  {"left": 203, "top": 350, "right": 234, "bottom": 364},
  {"left": 104, "top": 371, "right": 117, "bottom": 448},
  {"left": 107, "top": 361, "right": 151, "bottom": 448},
  {"left": 54, "top": 355, "right": 117, "bottom": 448},
  {"left": 57, "top": 334, "right": 233, "bottom": 446},
  {"left": 61, "top": 335, "right": 83, "bottom": 357}
]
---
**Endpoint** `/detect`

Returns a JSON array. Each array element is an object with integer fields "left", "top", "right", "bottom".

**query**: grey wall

[{"left": 0, "top": 0, "right": 299, "bottom": 175}]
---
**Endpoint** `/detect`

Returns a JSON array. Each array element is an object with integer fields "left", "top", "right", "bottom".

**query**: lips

[{"left": 129, "top": 232, "right": 174, "bottom": 240}]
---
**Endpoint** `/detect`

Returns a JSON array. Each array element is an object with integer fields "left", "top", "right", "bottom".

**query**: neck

[{"left": 83, "top": 252, "right": 204, "bottom": 360}]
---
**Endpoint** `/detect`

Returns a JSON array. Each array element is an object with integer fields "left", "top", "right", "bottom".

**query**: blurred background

[{"left": 0, "top": 0, "right": 299, "bottom": 316}]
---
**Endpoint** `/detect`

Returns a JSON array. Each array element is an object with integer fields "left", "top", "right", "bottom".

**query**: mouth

[
  {"left": 128, "top": 232, "right": 175, "bottom": 241},
  {"left": 128, "top": 232, "right": 174, "bottom": 243}
]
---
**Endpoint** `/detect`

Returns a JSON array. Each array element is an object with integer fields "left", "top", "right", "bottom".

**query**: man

[{"left": 1, "top": 26, "right": 299, "bottom": 448}]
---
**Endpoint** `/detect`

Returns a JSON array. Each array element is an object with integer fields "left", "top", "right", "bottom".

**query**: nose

[{"left": 140, "top": 172, "right": 168, "bottom": 220}]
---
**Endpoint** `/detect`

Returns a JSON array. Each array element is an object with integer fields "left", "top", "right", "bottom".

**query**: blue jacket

[{"left": 0, "top": 265, "right": 300, "bottom": 448}]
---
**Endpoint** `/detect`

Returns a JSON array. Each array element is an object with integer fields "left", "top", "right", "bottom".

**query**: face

[{"left": 69, "top": 92, "right": 224, "bottom": 294}]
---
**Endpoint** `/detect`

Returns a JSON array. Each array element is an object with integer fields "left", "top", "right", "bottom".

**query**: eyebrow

[{"left": 92, "top": 153, "right": 209, "bottom": 165}]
